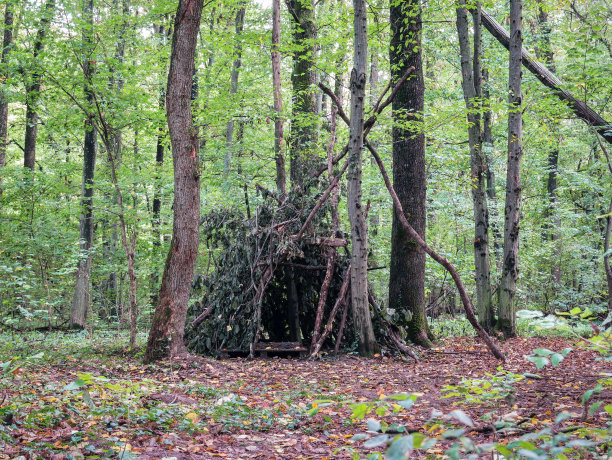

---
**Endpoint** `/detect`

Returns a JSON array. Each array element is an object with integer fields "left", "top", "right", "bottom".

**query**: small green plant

[{"left": 441, "top": 367, "right": 524, "bottom": 407}]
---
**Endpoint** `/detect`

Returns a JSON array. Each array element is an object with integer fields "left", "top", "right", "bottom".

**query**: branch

[
  {"left": 365, "top": 139, "right": 504, "bottom": 360},
  {"left": 296, "top": 159, "right": 349, "bottom": 240}
]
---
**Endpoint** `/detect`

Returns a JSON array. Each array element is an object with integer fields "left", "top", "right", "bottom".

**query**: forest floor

[{"left": 0, "top": 331, "right": 610, "bottom": 459}]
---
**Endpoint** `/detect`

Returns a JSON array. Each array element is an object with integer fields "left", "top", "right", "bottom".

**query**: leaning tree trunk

[
  {"left": 70, "top": 0, "right": 96, "bottom": 329},
  {"left": 23, "top": 0, "right": 55, "bottom": 171},
  {"left": 0, "top": 0, "right": 14, "bottom": 177},
  {"left": 347, "top": 0, "right": 378, "bottom": 356},
  {"left": 144, "top": 0, "right": 203, "bottom": 363},
  {"left": 498, "top": 0, "right": 523, "bottom": 338},
  {"left": 481, "top": 9, "right": 612, "bottom": 145},
  {"left": 456, "top": 2, "right": 494, "bottom": 332},
  {"left": 389, "top": 0, "right": 432, "bottom": 347}
]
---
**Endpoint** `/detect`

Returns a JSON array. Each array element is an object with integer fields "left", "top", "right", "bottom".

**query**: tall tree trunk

[
  {"left": 348, "top": 0, "right": 377, "bottom": 356},
  {"left": 482, "top": 66, "right": 502, "bottom": 266},
  {"left": 144, "top": 0, "right": 203, "bottom": 363},
  {"left": 456, "top": 2, "right": 494, "bottom": 331},
  {"left": 23, "top": 0, "right": 55, "bottom": 171},
  {"left": 0, "top": 0, "right": 14, "bottom": 177},
  {"left": 151, "top": 20, "right": 170, "bottom": 307},
  {"left": 288, "top": 0, "right": 318, "bottom": 189},
  {"left": 536, "top": 5, "right": 562, "bottom": 296},
  {"left": 389, "top": 0, "right": 432, "bottom": 347},
  {"left": 224, "top": 3, "right": 245, "bottom": 177},
  {"left": 604, "top": 196, "right": 612, "bottom": 314},
  {"left": 498, "top": 0, "right": 523, "bottom": 338},
  {"left": 70, "top": 0, "right": 96, "bottom": 329},
  {"left": 271, "top": 0, "right": 285, "bottom": 198}
]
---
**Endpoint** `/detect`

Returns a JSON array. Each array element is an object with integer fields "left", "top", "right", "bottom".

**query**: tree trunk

[
  {"left": 498, "top": 0, "right": 523, "bottom": 338},
  {"left": 389, "top": 0, "right": 432, "bottom": 347},
  {"left": 151, "top": 21, "right": 171, "bottom": 307},
  {"left": 0, "top": 1, "right": 14, "bottom": 177},
  {"left": 288, "top": 0, "right": 318, "bottom": 189},
  {"left": 271, "top": 0, "right": 286, "bottom": 198},
  {"left": 456, "top": 2, "right": 494, "bottom": 332},
  {"left": 481, "top": 9, "right": 612, "bottom": 145},
  {"left": 348, "top": 0, "right": 378, "bottom": 356},
  {"left": 536, "top": 5, "right": 562, "bottom": 295},
  {"left": 144, "top": 0, "right": 203, "bottom": 363},
  {"left": 70, "top": 0, "right": 96, "bottom": 329},
  {"left": 23, "top": 0, "right": 55, "bottom": 171},
  {"left": 482, "top": 67, "right": 503, "bottom": 266},
  {"left": 224, "top": 3, "right": 245, "bottom": 177}
]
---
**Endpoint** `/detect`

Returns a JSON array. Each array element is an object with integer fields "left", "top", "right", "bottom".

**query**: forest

[{"left": 0, "top": 0, "right": 611, "bottom": 457}]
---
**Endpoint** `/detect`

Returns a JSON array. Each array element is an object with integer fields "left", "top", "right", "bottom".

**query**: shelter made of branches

[{"left": 185, "top": 191, "right": 357, "bottom": 356}]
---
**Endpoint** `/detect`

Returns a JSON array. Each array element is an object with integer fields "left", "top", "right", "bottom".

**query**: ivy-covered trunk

[
  {"left": 498, "top": 0, "right": 523, "bottom": 338},
  {"left": 70, "top": 0, "right": 96, "bottom": 329},
  {"left": 456, "top": 2, "right": 494, "bottom": 332},
  {"left": 0, "top": 1, "right": 14, "bottom": 177},
  {"left": 288, "top": 0, "right": 318, "bottom": 189},
  {"left": 389, "top": 0, "right": 432, "bottom": 347},
  {"left": 23, "top": 0, "right": 55, "bottom": 171},
  {"left": 144, "top": 0, "right": 203, "bottom": 363},
  {"left": 271, "top": 0, "right": 285, "bottom": 198},
  {"left": 224, "top": 3, "right": 245, "bottom": 177}
]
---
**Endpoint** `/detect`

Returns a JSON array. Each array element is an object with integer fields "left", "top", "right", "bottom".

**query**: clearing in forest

[{"left": 0, "top": 332, "right": 610, "bottom": 459}]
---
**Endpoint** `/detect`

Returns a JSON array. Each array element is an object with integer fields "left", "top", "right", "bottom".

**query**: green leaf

[
  {"left": 363, "top": 434, "right": 390, "bottom": 448},
  {"left": 397, "top": 398, "right": 414, "bottom": 410},
  {"left": 527, "top": 356, "right": 549, "bottom": 369},
  {"left": 554, "top": 411, "right": 572, "bottom": 423},
  {"left": 449, "top": 409, "right": 473, "bottom": 427},
  {"left": 64, "top": 378, "right": 86, "bottom": 391},
  {"left": 532, "top": 348, "right": 554, "bottom": 356},
  {"left": 550, "top": 353, "right": 563, "bottom": 367},
  {"left": 560, "top": 348, "right": 572, "bottom": 357},
  {"left": 386, "top": 435, "right": 414, "bottom": 459},
  {"left": 588, "top": 400, "right": 603, "bottom": 416},
  {"left": 569, "top": 307, "right": 581, "bottom": 315},
  {"left": 495, "top": 444, "right": 514, "bottom": 457},
  {"left": 441, "top": 429, "right": 465, "bottom": 439},
  {"left": 367, "top": 418, "right": 381, "bottom": 432}
]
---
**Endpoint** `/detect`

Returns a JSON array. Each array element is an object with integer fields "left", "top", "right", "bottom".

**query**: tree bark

[
  {"left": 23, "top": 0, "right": 55, "bottom": 170},
  {"left": 0, "top": 0, "right": 14, "bottom": 175},
  {"left": 224, "top": 3, "right": 245, "bottom": 177},
  {"left": 288, "top": 0, "right": 319, "bottom": 189},
  {"left": 271, "top": 0, "right": 286, "bottom": 198},
  {"left": 144, "top": 0, "right": 203, "bottom": 363},
  {"left": 389, "top": 0, "right": 432, "bottom": 347},
  {"left": 347, "top": 0, "right": 378, "bottom": 356},
  {"left": 456, "top": 2, "right": 494, "bottom": 331},
  {"left": 498, "top": 0, "right": 523, "bottom": 338},
  {"left": 151, "top": 20, "right": 171, "bottom": 307},
  {"left": 70, "top": 0, "right": 96, "bottom": 329},
  {"left": 481, "top": 9, "right": 612, "bottom": 145},
  {"left": 535, "top": 5, "right": 562, "bottom": 296}
]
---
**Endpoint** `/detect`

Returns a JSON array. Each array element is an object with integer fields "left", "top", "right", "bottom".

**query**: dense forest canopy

[
  {"left": 0, "top": 0, "right": 610, "bottom": 354},
  {"left": 1, "top": 0, "right": 611, "bottom": 458}
]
